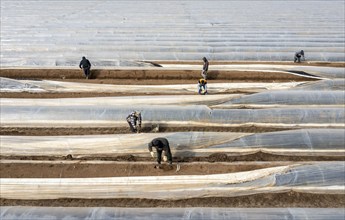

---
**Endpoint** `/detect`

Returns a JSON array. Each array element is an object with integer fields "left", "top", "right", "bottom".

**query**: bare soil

[
  {"left": 0, "top": 68, "right": 317, "bottom": 81},
  {"left": 1, "top": 152, "right": 343, "bottom": 163},
  {"left": 1, "top": 192, "right": 343, "bottom": 208},
  {"left": 0, "top": 126, "right": 294, "bottom": 136},
  {"left": 0, "top": 162, "right": 294, "bottom": 178}
]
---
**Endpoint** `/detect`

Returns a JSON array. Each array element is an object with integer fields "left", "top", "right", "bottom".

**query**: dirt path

[
  {"left": 2, "top": 192, "right": 343, "bottom": 208},
  {"left": 0, "top": 126, "right": 293, "bottom": 136},
  {"left": 1, "top": 69, "right": 317, "bottom": 81},
  {"left": 2, "top": 152, "right": 343, "bottom": 163},
  {"left": 0, "top": 161, "right": 296, "bottom": 178}
]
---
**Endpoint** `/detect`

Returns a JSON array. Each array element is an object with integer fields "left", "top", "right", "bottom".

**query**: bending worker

[
  {"left": 148, "top": 137, "right": 173, "bottom": 167},
  {"left": 79, "top": 56, "right": 92, "bottom": 79},
  {"left": 126, "top": 111, "right": 142, "bottom": 133},
  {"left": 294, "top": 50, "right": 305, "bottom": 63},
  {"left": 198, "top": 78, "right": 208, "bottom": 95}
]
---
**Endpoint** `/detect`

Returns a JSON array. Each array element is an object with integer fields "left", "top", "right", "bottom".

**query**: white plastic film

[
  {"left": 1, "top": 104, "right": 344, "bottom": 128},
  {"left": 293, "top": 79, "right": 345, "bottom": 91},
  {"left": 1, "top": 207, "right": 344, "bottom": 220},
  {"left": 0, "top": 77, "right": 302, "bottom": 94},
  {"left": 1, "top": 1, "right": 344, "bottom": 66},
  {"left": 1, "top": 130, "right": 343, "bottom": 157},
  {"left": 0, "top": 162, "right": 344, "bottom": 200},
  {"left": 213, "top": 91, "right": 345, "bottom": 108}
]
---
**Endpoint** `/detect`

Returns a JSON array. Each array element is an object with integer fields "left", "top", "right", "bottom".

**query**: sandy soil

[
  {"left": 1, "top": 152, "right": 343, "bottom": 163},
  {"left": 0, "top": 69, "right": 317, "bottom": 81},
  {"left": 0, "top": 162, "right": 295, "bottom": 178},
  {"left": 0, "top": 126, "right": 293, "bottom": 136},
  {"left": 1, "top": 192, "right": 343, "bottom": 208}
]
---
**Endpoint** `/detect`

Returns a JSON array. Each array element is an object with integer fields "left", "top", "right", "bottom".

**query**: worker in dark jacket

[
  {"left": 79, "top": 56, "right": 92, "bottom": 79},
  {"left": 201, "top": 57, "right": 209, "bottom": 79},
  {"left": 126, "top": 111, "right": 142, "bottom": 133},
  {"left": 148, "top": 137, "right": 173, "bottom": 167},
  {"left": 294, "top": 50, "right": 305, "bottom": 63}
]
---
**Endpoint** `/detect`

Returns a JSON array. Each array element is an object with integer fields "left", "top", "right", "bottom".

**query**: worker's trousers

[
  {"left": 82, "top": 67, "right": 91, "bottom": 78},
  {"left": 156, "top": 148, "right": 172, "bottom": 165},
  {"left": 128, "top": 121, "right": 137, "bottom": 133},
  {"left": 201, "top": 70, "right": 207, "bottom": 79}
]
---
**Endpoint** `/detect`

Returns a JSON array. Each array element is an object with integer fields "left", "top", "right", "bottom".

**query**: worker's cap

[{"left": 82, "top": 56, "right": 86, "bottom": 59}]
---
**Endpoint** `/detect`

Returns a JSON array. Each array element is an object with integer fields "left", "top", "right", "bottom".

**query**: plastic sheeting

[
  {"left": 1, "top": 129, "right": 343, "bottom": 157},
  {"left": 210, "top": 129, "right": 345, "bottom": 152},
  {"left": 1, "top": 1, "right": 344, "bottom": 66},
  {"left": 0, "top": 77, "right": 302, "bottom": 94},
  {"left": 10, "top": 90, "right": 343, "bottom": 108},
  {"left": 1, "top": 207, "right": 344, "bottom": 220},
  {"left": 0, "top": 95, "right": 237, "bottom": 107},
  {"left": 1, "top": 162, "right": 344, "bottom": 200},
  {"left": 161, "top": 64, "right": 345, "bottom": 79},
  {"left": 213, "top": 91, "right": 345, "bottom": 108},
  {"left": 1, "top": 104, "right": 343, "bottom": 128},
  {"left": 0, "top": 132, "right": 248, "bottom": 157},
  {"left": 292, "top": 79, "right": 345, "bottom": 91}
]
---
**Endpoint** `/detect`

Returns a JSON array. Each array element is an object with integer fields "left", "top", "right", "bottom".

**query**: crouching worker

[
  {"left": 126, "top": 111, "right": 142, "bottom": 133},
  {"left": 294, "top": 50, "right": 305, "bottom": 63},
  {"left": 198, "top": 78, "right": 207, "bottom": 95},
  {"left": 148, "top": 137, "right": 173, "bottom": 168}
]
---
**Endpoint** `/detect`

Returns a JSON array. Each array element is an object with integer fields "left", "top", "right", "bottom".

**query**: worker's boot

[
  {"left": 154, "top": 164, "right": 162, "bottom": 169},
  {"left": 136, "top": 125, "right": 141, "bottom": 133}
]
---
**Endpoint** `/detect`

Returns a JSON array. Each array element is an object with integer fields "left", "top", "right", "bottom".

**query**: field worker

[
  {"left": 126, "top": 111, "right": 142, "bottom": 133},
  {"left": 148, "top": 137, "right": 173, "bottom": 167},
  {"left": 79, "top": 56, "right": 92, "bottom": 79},
  {"left": 294, "top": 50, "right": 305, "bottom": 63},
  {"left": 198, "top": 78, "right": 208, "bottom": 95},
  {"left": 201, "top": 57, "right": 209, "bottom": 79}
]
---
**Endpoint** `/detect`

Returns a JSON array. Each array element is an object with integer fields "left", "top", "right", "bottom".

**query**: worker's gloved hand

[
  {"left": 150, "top": 151, "right": 155, "bottom": 158},
  {"left": 163, "top": 156, "right": 168, "bottom": 162}
]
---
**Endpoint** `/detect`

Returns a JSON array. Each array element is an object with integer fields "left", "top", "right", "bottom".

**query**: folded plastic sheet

[
  {"left": 0, "top": 77, "right": 301, "bottom": 94},
  {"left": 1, "top": 104, "right": 343, "bottom": 128},
  {"left": 1, "top": 207, "right": 344, "bottom": 220},
  {"left": 282, "top": 66, "right": 345, "bottom": 79},
  {"left": 210, "top": 129, "right": 345, "bottom": 152},
  {"left": 1, "top": 1, "right": 344, "bottom": 65},
  {"left": 213, "top": 91, "right": 345, "bottom": 108},
  {"left": 162, "top": 64, "right": 345, "bottom": 79},
  {"left": 1, "top": 130, "right": 343, "bottom": 157},
  {"left": 1, "top": 162, "right": 344, "bottom": 200},
  {"left": 291, "top": 79, "right": 345, "bottom": 91}
]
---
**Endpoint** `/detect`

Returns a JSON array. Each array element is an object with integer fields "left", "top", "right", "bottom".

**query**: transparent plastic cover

[
  {"left": 1, "top": 1, "right": 344, "bottom": 66},
  {"left": 1, "top": 207, "right": 344, "bottom": 220},
  {"left": 1, "top": 129, "right": 343, "bottom": 157}
]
